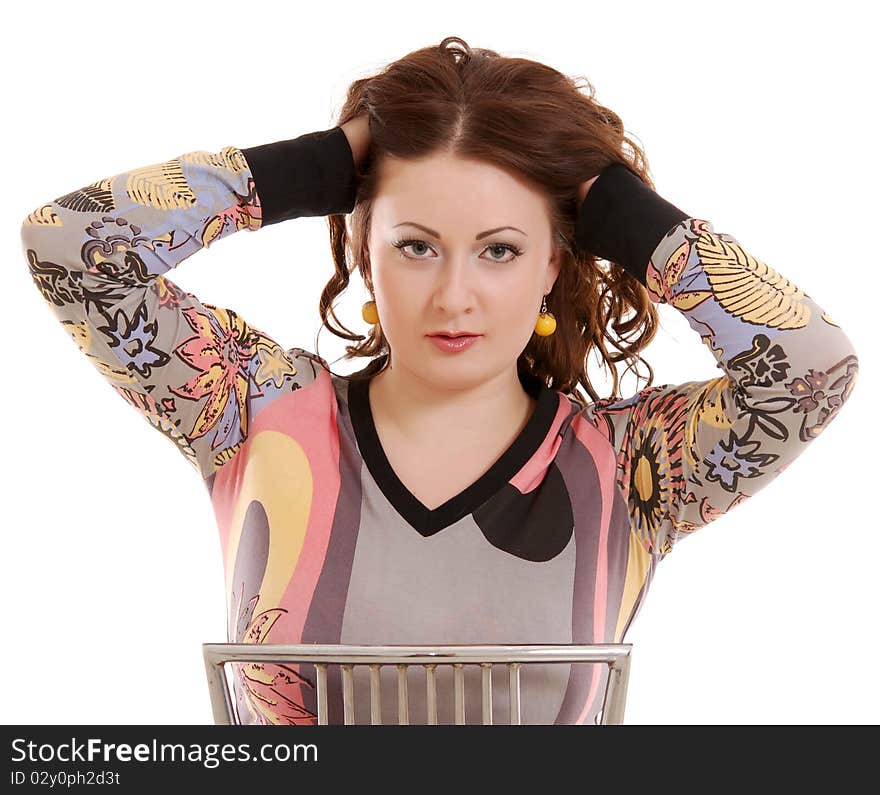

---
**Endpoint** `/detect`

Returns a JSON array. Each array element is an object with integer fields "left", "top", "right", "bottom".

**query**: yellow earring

[
  {"left": 534, "top": 294, "right": 556, "bottom": 336},
  {"left": 362, "top": 299, "right": 379, "bottom": 324}
]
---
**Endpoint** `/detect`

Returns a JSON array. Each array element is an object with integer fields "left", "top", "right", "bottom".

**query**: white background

[{"left": 4, "top": 0, "right": 876, "bottom": 725}]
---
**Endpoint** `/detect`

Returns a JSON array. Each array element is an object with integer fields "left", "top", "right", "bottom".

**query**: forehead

[{"left": 372, "top": 152, "right": 550, "bottom": 230}]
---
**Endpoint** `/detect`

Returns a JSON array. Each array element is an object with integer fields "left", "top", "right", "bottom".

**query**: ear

[
  {"left": 362, "top": 249, "right": 374, "bottom": 294},
  {"left": 546, "top": 244, "right": 563, "bottom": 295}
]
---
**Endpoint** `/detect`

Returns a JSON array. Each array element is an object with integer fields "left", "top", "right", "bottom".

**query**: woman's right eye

[{"left": 391, "top": 238, "right": 434, "bottom": 258}]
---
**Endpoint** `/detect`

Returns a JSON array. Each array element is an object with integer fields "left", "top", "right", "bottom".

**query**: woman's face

[{"left": 366, "top": 151, "right": 562, "bottom": 392}]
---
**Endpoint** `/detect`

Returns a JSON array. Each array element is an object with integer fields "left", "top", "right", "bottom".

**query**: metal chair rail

[{"left": 203, "top": 642, "right": 632, "bottom": 725}]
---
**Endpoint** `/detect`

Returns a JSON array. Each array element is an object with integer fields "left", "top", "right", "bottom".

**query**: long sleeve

[
  {"left": 20, "top": 126, "right": 358, "bottom": 480},
  {"left": 575, "top": 165, "right": 860, "bottom": 559}
]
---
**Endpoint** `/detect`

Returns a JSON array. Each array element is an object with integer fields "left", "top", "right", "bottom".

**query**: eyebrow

[{"left": 392, "top": 221, "right": 527, "bottom": 240}]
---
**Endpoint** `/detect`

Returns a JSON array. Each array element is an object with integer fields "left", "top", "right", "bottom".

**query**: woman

[{"left": 20, "top": 36, "right": 859, "bottom": 725}]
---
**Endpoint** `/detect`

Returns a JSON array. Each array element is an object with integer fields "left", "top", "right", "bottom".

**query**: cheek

[
  {"left": 373, "top": 266, "right": 419, "bottom": 334},
  {"left": 493, "top": 278, "right": 541, "bottom": 317},
  {"left": 496, "top": 282, "right": 547, "bottom": 346},
  {"left": 375, "top": 265, "right": 403, "bottom": 300}
]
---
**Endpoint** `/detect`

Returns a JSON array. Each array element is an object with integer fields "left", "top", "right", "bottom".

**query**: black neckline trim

[{"left": 347, "top": 355, "right": 560, "bottom": 537}]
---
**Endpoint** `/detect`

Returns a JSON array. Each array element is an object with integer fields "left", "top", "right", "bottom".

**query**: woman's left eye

[{"left": 391, "top": 238, "right": 524, "bottom": 262}]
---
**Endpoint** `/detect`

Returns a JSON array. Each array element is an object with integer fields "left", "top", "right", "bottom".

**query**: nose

[{"left": 432, "top": 256, "right": 477, "bottom": 314}]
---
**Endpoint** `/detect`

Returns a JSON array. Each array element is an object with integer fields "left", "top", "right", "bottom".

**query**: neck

[{"left": 367, "top": 357, "right": 537, "bottom": 445}]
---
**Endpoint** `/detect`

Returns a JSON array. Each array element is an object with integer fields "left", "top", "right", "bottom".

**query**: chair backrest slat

[{"left": 202, "top": 643, "right": 632, "bottom": 725}]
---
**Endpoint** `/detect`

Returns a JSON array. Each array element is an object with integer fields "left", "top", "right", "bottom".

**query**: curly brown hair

[{"left": 317, "top": 36, "right": 661, "bottom": 406}]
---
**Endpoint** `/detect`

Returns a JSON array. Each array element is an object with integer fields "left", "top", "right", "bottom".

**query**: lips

[{"left": 427, "top": 334, "right": 482, "bottom": 352}]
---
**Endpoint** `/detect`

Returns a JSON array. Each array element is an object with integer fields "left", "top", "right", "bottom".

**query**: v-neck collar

[{"left": 347, "top": 354, "right": 560, "bottom": 537}]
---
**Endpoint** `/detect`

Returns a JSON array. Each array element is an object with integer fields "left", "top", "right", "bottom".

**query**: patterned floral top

[{"left": 20, "top": 126, "right": 859, "bottom": 725}]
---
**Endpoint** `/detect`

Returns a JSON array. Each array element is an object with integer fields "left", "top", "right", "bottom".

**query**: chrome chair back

[{"left": 203, "top": 643, "right": 632, "bottom": 725}]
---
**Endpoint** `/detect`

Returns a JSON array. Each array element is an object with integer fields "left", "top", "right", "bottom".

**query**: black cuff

[
  {"left": 240, "top": 126, "right": 357, "bottom": 226},
  {"left": 573, "top": 163, "right": 690, "bottom": 284}
]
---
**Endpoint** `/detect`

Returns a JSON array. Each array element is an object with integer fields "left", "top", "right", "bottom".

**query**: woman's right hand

[{"left": 340, "top": 113, "right": 372, "bottom": 169}]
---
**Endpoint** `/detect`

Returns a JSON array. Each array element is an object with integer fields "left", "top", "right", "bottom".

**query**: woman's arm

[
  {"left": 340, "top": 113, "right": 372, "bottom": 170},
  {"left": 20, "top": 127, "right": 357, "bottom": 480},
  {"left": 576, "top": 165, "right": 860, "bottom": 559}
]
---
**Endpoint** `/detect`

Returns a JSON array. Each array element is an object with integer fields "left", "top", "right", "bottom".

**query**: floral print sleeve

[
  {"left": 20, "top": 127, "right": 357, "bottom": 480},
  {"left": 581, "top": 215, "right": 859, "bottom": 559},
  {"left": 20, "top": 147, "right": 280, "bottom": 479},
  {"left": 21, "top": 118, "right": 366, "bottom": 486}
]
